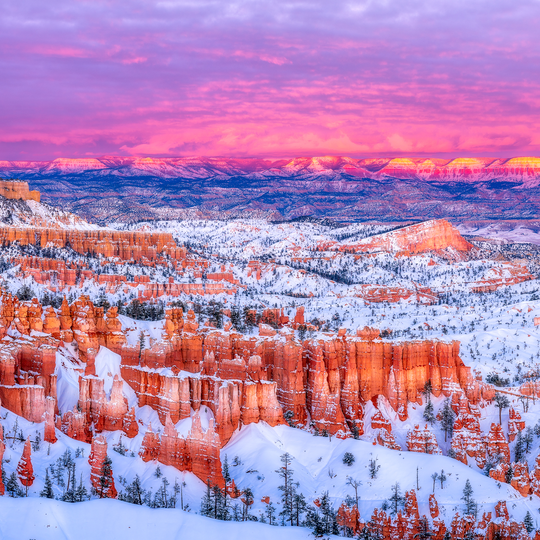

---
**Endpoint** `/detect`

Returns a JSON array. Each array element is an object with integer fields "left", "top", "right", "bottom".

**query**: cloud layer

[{"left": 1, "top": 0, "right": 540, "bottom": 159}]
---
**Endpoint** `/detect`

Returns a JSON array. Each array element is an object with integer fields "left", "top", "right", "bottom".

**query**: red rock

[
  {"left": 214, "top": 382, "right": 241, "bottom": 443},
  {"left": 305, "top": 340, "right": 348, "bottom": 436},
  {"left": 339, "top": 220, "right": 473, "bottom": 255},
  {"left": 511, "top": 461, "right": 531, "bottom": 496},
  {"left": 89, "top": 435, "right": 117, "bottom": 498},
  {"left": 61, "top": 407, "right": 89, "bottom": 442},
  {"left": 404, "top": 490, "right": 419, "bottom": 518},
  {"left": 406, "top": 424, "right": 442, "bottom": 454},
  {"left": 450, "top": 396, "right": 487, "bottom": 468},
  {"left": 429, "top": 494, "right": 439, "bottom": 518},
  {"left": 17, "top": 439, "right": 35, "bottom": 492},
  {"left": 376, "top": 428, "right": 401, "bottom": 451},
  {"left": 139, "top": 425, "right": 160, "bottom": 462},
  {"left": 336, "top": 503, "right": 360, "bottom": 534},
  {"left": 508, "top": 407, "right": 525, "bottom": 442},
  {"left": 370, "top": 411, "right": 392, "bottom": 432},
  {"left": 0, "top": 180, "right": 40, "bottom": 202},
  {"left": 43, "top": 396, "right": 57, "bottom": 444},
  {"left": 495, "top": 500, "right": 509, "bottom": 520},
  {"left": 530, "top": 454, "right": 540, "bottom": 496},
  {"left": 0, "top": 424, "right": 4, "bottom": 496},
  {"left": 487, "top": 423, "right": 510, "bottom": 464}
]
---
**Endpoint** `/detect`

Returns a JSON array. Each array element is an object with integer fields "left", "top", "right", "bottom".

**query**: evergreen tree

[
  {"left": 369, "top": 458, "right": 380, "bottom": 479},
  {"left": 62, "top": 463, "right": 77, "bottom": 502},
  {"left": 388, "top": 482, "right": 405, "bottom": 515},
  {"left": 264, "top": 501, "right": 277, "bottom": 525},
  {"left": 276, "top": 452, "right": 295, "bottom": 526},
  {"left": 138, "top": 331, "right": 146, "bottom": 358},
  {"left": 431, "top": 472, "right": 439, "bottom": 492},
  {"left": 200, "top": 480, "right": 213, "bottom": 517},
  {"left": 423, "top": 401, "right": 436, "bottom": 425},
  {"left": 98, "top": 456, "right": 114, "bottom": 499},
  {"left": 6, "top": 472, "right": 23, "bottom": 497},
  {"left": 319, "top": 491, "right": 338, "bottom": 535},
  {"left": 524, "top": 426, "right": 534, "bottom": 454},
  {"left": 293, "top": 492, "right": 307, "bottom": 526},
  {"left": 75, "top": 475, "right": 89, "bottom": 502},
  {"left": 524, "top": 511, "right": 534, "bottom": 534},
  {"left": 505, "top": 464, "right": 514, "bottom": 484},
  {"left": 422, "top": 380, "right": 433, "bottom": 403},
  {"left": 415, "top": 517, "right": 433, "bottom": 540},
  {"left": 342, "top": 452, "right": 355, "bottom": 466},
  {"left": 461, "top": 479, "right": 476, "bottom": 516},
  {"left": 439, "top": 469, "right": 447, "bottom": 489},
  {"left": 222, "top": 455, "right": 231, "bottom": 520},
  {"left": 211, "top": 483, "right": 225, "bottom": 519},
  {"left": 494, "top": 393, "right": 510, "bottom": 425},
  {"left": 305, "top": 505, "right": 325, "bottom": 537},
  {"left": 440, "top": 399, "right": 456, "bottom": 442},
  {"left": 40, "top": 469, "right": 54, "bottom": 499},
  {"left": 514, "top": 429, "right": 525, "bottom": 462},
  {"left": 241, "top": 487, "right": 254, "bottom": 521}
]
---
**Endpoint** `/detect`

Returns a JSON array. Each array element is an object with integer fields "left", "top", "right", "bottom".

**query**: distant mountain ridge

[{"left": 2, "top": 155, "right": 540, "bottom": 224}]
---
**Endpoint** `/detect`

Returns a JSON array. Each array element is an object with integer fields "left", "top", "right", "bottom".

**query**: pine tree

[
  {"left": 440, "top": 399, "right": 456, "bottom": 442},
  {"left": 388, "top": 482, "right": 405, "bottom": 515},
  {"left": 6, "top": 472, "right": 23, "bottom": 497},
  {"left": 416, "top": 517, "right": 433, "bottom": 540},
  {"left": 369, "top": 458, "right": 380, "bottom": 479},
  {"left": 264, "top": 501, "right": 277, "bottom": 525},
  {"left": 422, "top": 380, "right": 433, "bottom": 402},
  {"left": 494, "top": 393, "right": 510, "bottom": 425},
  {"left": 439, "top": 469, "right": 447, "bottom": 489},
  {"left": 505, "top": 464, "right": 514, "bottom": 484},
  {"left": 138, "top": 331, "right": 146, "bottom": 358},
  {"left": 201, "top": 480, "right": 213, "bottom": 517},
  {"left": 276, "top": 452, "right": 295, "bottom": 526},
  {"left": 293, "top": 492, "right": 307, "bottom": 526},
  {"left": 514, "top": 429, "right": 525, "bottom": 462},
  {"left": 524, "top": 426, "right": 534, "bottom": 454},
  {"left": 62, "top": 463, "right": 77, "bottom": 502},
  {"left": 241, "top": 487, "right": 254, "bottom": 521},
  {"left": 75, "top": 475, "right": 89, "bottom": 502},
  {"left": 319, "top": 491, "right": 338, "bottom": 535},
  {"left": 40, "top": 469, "right": 54, "bottom": 498},
  {"left": 423, "top": 401, "right": 436, "bottom": 425},
  {"left": 342, "top": 452, "right": 355, "bottom": 466},
  {"left": 222, "top": 455, "right": 231, "bottom": 520},
  {"left": 305, "top": 505, "right": 326, "bottom": 537},
  {"left": 524, "top": 511, "right": 534, "bottom": 534},
  {"left": 461, "top": 479, "right": 476, "bottom": 516},
  {"left": 98, "top": 456, "right": 114, "bottom": 499},
  {"left": 431, "top": 472, "right": 439, "bottom": 492}
]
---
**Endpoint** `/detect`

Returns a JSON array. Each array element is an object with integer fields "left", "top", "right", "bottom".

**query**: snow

[{"left": 0, "top": 498, "right": 313, "bottom": 540}]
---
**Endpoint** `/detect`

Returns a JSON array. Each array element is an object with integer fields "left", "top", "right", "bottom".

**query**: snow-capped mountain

[{"left": 2, "top": 156, "right": 540, "bottom": 224}]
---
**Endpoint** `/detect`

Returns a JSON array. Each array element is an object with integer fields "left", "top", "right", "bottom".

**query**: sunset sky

[{"left": 1, "top": 0, "right": 540, "bottom": 160}]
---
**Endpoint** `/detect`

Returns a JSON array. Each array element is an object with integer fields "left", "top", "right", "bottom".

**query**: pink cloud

[{"left": 1, "top": 0, "right": 540, "bottom": 160}]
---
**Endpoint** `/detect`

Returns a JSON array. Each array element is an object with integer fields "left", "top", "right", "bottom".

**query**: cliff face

[
  {"left": 0, "top": 226, "right": 182, "bottom": 262},
  {"left": 339, "top": 220, "right": 473, "bottom": 254},
  {"left": 0, "top": 180, "right": 40, "bottom": 202},
  {"left": 0, "top": 293, "right": 503, "bottom": 489}
]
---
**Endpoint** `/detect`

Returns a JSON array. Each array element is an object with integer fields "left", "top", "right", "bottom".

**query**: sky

[{"left": 1, "top": 0, "right": 540, "bottom": 160}]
